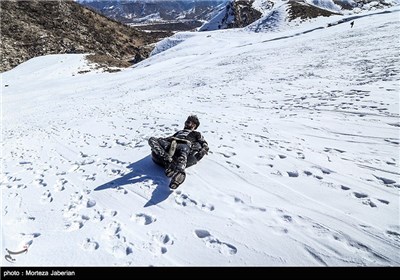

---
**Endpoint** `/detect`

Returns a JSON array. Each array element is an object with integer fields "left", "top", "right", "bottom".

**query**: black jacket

[{"left": 165, "top": 129, "right": 208, "bottom": 152}]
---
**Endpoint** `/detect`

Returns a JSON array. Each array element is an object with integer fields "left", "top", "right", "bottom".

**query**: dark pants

[
  {"left": 174, "top": 143, "right": 190, "bottom": 172},
  {"left": 148, "top": 137, "right": 193, "bottom": 171},
  {"left": 148, "top": 137, "right": 170, "bottom": 156}
]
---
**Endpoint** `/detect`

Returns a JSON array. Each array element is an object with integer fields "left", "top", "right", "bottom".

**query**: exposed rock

[
  {"left": 199, "top": 0, "right": 398, "bottom": 32},
  {"left": 287, "top": 0, "right": 341, "bottom": 21},
  {"left": 199, "top": 0, "right": 263, "bottom": 31},
  {"left": 228, "top": 0, "right": 263, "bottom": 28}
]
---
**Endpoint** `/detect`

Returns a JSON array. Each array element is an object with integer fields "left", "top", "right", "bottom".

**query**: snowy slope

[{"left": 1, "top": 7, "right": 399, "bottom": 266}]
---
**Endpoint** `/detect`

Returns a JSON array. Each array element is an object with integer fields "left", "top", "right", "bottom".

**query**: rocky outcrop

[
  {"left": 199, "top": 0, "right": 398, "bottom": 32},
  {"left": 228, "top": 0, "right": 263, "bottom": 28},
  {"left": 287, "top": 0, "right": 341, "bottom": 21},
  {"left": 199, "top": 0, "right": 263, "bottom": 31},
  {"left": 0, "top": 0, "right": 171, "bottom": 72}
]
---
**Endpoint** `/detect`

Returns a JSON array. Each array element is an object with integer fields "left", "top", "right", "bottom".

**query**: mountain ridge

[{"left": 199, "top": 0, "right": 399, "bottom": 31}]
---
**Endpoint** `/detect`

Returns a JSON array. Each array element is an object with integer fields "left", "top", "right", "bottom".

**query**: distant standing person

[{"left": 350, "top": 21, "right": 354, "bottom": 28}]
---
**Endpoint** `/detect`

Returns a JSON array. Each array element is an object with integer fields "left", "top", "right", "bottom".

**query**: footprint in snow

[
  {"left": 103, "top": 221, "right": 121, "bottom": 239},
  {"left": 200, "top": 203, "right": 215, "bottom": 212},
  {"left": 174, "top": 191, "right": 215, "bottom": 211},
  {"left": 376, "top": 198, "right": 389, "bottom": 205},
  {"left": 362, "top": 199, "right": 377, "bottom": 208},
  {"left": 151, "top": 232, "right": 173, "bottom": 246},
  {"left": 353, "top": 192, "right": 368, "bottom": 199},
  {"left": 102, "top": 209, "right": 118, "bottom": 217},
  {"left": 131, "top": 213, "right": 156, "bottom": 225},
  {"left": 108, "top": 243, "right": 133, "bottom": 258},
  {"left": 374, "top": 175, "right": 397, "bottom": 187},
  {"left": 11, "top": 213, "right": 36, "bottom": 224},
  {"left": 6, "top": 183, "right": 26, "bottom": 189},
  {"left": 218, "top": 151, "right": 236, "bottom": 158},
  {"left": 81, "top": 238, "right": 99, "bottom": 251},
  {"left": 313, "top": 166, "right": 333, "bottom": 175},
  {"left": 226, "top": 161, "right": 240, "bottom": 168},
  {"left": 174, "top": 192, "right": 197, "bottom": 207},
  {"left": 91, "top": 210, "right": 104, "bottom": 223},
  {"left": 144, "top": 231, "right": 173, "bottom": 256},
  {"left": 233, "top": 195, "right": 266, "bottom": 213},
  {"left": 82, "top": 173, "right": 96, "bottom": 181},
  {"left": 115, "top": 186, "right": 128, "bottom": 194},
  {"left": 34, "top": 178, "right": 47, "bottom": 188},
  {"left": 297, "top": 152, "right": 305, "bottom": 159},
  {"left": 287, "top": 171, "right": 299, "bottom": 177},
  {"left": 194, "top": 229, "right": 237, "bottom": 256},
  {"left": 19, "top": 232, "right": 41, "bottom": 241},
  {"left": 145, "top": 243, "right": 167, "bottom": 256},
  {"left": 64, "top": 215, "right": 90, "bottom": 231},
  {"left": 281, "top": 214, "right": 293, "bottom": 223},
  {"left": 86, "top": 199, "right": 96, "bottom": 208},
  {"left": 40, "top": 190, "right": 53, "bottom": 204},
  {"left": 54, "top": 178, "right": 67, "bottom": 192},
  {"left": 352, "top": 192, "right": 377, "bottom": 208},
  {"left": 385, "top": 228, "right": 400, "bottom": 242},
  {"left": 64, "top": 221, "right": 84, "bottom": 232}
]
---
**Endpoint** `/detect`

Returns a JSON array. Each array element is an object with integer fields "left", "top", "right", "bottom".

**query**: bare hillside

[{"left": 0, "top": 0, "right": 172, "bottom": 72}]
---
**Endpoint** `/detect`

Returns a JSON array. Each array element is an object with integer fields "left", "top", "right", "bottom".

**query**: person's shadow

[{"left": 94, "top": 155, "right": 173, "bottom": 207}]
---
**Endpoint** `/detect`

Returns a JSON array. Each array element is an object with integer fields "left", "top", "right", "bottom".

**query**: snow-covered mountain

[
  {"left": 77, "top": 0, "right": 224, "bottom": 26},
  {"left": 1, "top": 6, "right": 399, "bottom": 267},
  {"left": 199, "top": 0, "right": 400, "bottom": 31}
]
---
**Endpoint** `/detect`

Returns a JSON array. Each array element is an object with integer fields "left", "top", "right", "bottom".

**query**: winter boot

[{"left": 169, "top": 171, "right": 186, "bottom": 189}]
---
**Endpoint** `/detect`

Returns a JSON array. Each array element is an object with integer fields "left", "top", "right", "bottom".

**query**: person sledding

[{"left": 148, "top": 115, "right": 209, "bottom": 189}]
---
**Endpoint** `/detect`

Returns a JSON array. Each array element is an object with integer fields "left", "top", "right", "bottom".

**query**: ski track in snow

[{"left": 1, "top": 8, "right": 399, "bottom": 266}]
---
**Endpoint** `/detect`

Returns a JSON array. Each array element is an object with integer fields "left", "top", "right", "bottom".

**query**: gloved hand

[{"left": 196, "top": 146, "right": 209, "bottom": 161}]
